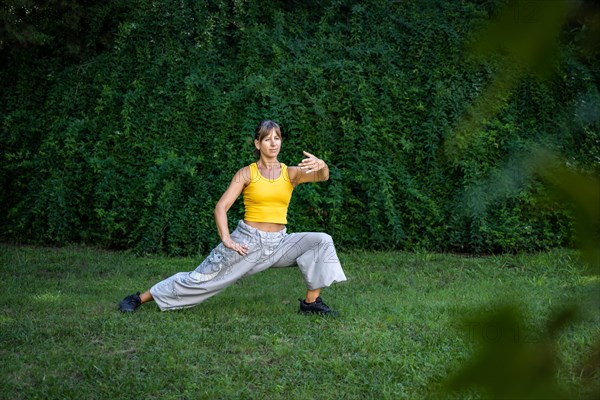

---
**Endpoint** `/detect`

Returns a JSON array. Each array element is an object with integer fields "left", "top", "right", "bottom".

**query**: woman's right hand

[{"left": 223, "top": 238, "right": 249, "bottom": 256}]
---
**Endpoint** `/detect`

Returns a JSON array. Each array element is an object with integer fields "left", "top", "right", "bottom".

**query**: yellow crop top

[{"left": 243, "top": 163, "right": 294, "bottom": 224}]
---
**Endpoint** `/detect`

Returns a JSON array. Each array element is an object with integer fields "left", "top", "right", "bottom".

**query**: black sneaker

[
  {"left": 119, "top": 292, "right": 141, "bottom": 312},
  {"left": 298, "top": 296, "right": 339, "bottom": 317}
]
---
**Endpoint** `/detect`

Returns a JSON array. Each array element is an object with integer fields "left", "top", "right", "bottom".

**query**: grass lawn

[{"left": 1, "top": 244, "right": 598, "bottom": 399}]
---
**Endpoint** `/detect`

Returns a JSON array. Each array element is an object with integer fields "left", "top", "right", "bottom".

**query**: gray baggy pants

[{"left": 150, "top": 220, "right": 347, "bottom": 311}]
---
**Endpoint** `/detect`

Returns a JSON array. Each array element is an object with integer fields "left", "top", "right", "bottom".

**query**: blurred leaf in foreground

[
  {"left": 531, "top": 147, "right": 600, "bottom": 275},
  {"left": 442, "top": 304, "right": 591, "bottom": 399},
  {"left": 446, "top": 0, "right": 575, "bottom": 156}
]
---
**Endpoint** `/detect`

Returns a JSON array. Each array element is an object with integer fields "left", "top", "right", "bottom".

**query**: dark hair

[{"left": 254, "top": 120, "right": 282, "bottom": 158}]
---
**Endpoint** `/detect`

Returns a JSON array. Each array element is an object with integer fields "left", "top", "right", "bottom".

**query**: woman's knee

[
  {"left": 313, "top": 232, "right": 333, "bottom": 244},
  {"left": 309, "top": 233, "right": 335, "bottom": 258}
]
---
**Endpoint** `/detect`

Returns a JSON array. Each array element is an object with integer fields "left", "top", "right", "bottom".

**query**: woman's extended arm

[
  {"left": 289, "top": 150, "right": 330, "bottom": 186},
  {"left": 214, "top": 167, "right": 250, "bottom": 255}
]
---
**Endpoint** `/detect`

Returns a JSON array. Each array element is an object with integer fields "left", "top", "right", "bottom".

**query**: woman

[{"left": 118, "top": 120, "right": 347, "bottom": 315}]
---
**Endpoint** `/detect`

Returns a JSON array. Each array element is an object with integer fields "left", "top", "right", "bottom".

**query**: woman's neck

[{"left": 257, "top": 158, "right": 279, "bottom": 169}]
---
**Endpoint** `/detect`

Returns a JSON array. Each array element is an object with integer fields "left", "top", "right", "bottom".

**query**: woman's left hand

[
  {"left": 223, "top": 238, "right": 249, "bottom": 256},
  {"left": 298, "top": 151, "right": 324, "bottom": 173}
]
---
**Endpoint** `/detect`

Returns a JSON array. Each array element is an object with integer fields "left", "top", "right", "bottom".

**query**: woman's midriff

[{"left": 244, "top": 220, "right": 285, "bottom": 232}]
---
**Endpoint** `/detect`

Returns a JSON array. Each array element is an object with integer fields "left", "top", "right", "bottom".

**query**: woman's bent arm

[
  {"left": 290, "top": 151, "right": 330, "bottom": 186},
  {"left": 214, "top": 167, "right": 249, "bottom": 255}
]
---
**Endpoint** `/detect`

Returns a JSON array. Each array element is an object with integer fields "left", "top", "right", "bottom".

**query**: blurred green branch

[
  {"left": 446, "top": 0, "right": 575, "bottom": 156},
  {"left": 532, "top": 147, "right": 600, "bottom": 274},
  {"left": 438, "top": 1, "right": 600, "bottom": 398}
]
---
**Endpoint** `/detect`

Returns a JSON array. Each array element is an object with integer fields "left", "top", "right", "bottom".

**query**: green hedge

[{"left": 1, "top": 0, "right": 598, "bottom": 255}]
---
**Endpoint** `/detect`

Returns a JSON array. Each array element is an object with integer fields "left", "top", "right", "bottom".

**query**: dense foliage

[{"left": 1, "top": 0, "right": 599, "bottom": 255}]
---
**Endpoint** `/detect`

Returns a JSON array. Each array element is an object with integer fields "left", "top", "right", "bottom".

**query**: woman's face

[{"left": 255, "top": 129, "right": 281, "bottom": 158}]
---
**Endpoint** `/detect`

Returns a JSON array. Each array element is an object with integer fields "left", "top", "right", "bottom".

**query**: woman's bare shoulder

[{"left": 226, "top": 165, "right": 250, "bottom": 186}]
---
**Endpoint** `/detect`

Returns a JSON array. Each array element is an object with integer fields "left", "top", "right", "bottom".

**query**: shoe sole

[{"left": 299, "top": 310, "right": 340, "bottom": 317}]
